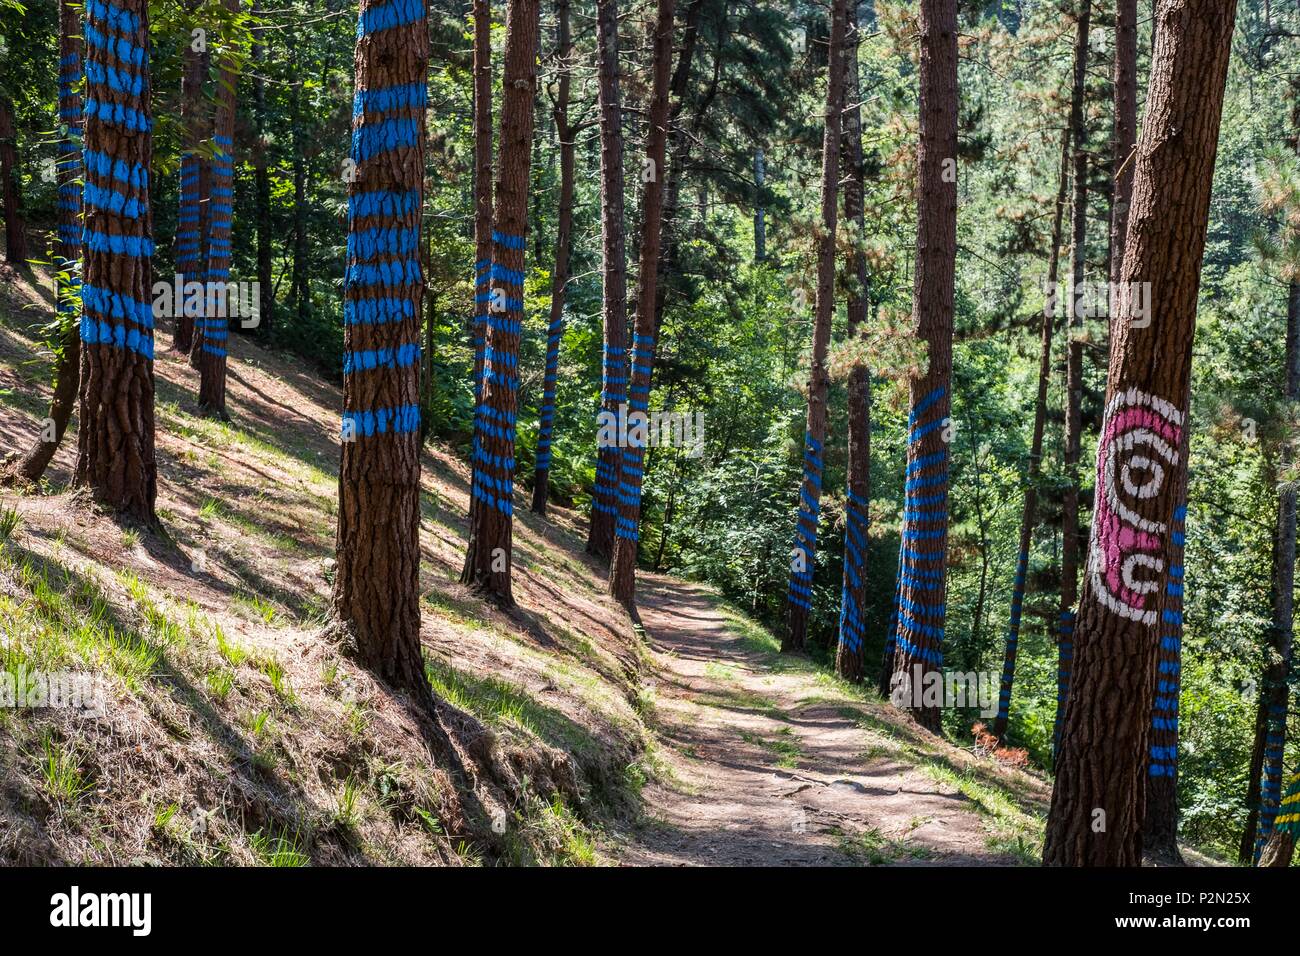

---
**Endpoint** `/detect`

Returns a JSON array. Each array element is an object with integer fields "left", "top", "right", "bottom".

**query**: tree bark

[
  {"left": 461, "top": 0, "right": 542, "bottom": 603},
  {"left": 252, "top": 9, "right": 274, "bottom": 337},
  {"left": 1059, "top": 0, "right": 1092, "bottom": 714},
  {"left": 1259, "top": 772, "right": 1298, "bottom": 867},
  {"left": 3, "top": 0, "right": 83, "bottom": 487},
  {"left": 586, "top": 0, "right": 630, "bottom": 562},
  {"left": 835, "top": 0, "right": 870, "bottom": 682},
  {"left": 173, "top": 0, "right": 206, "bottom": 353},
  {"left": 189, "top": 44, "right": 214, "bottom": 369},
  {"left": 887, "top": 0, "right": 958, "bottom": 734},
  {"left": 0, "top": 96, "right": 26, "bottom": 264},
  {"left": 1107, "top": 0, "right": 1138, "bottom": 370},
  {"left": 332, "top": 0, "right": 431, "bottom": 695},
  {"left": 531, "top": 0, "right": 576, "bottom": 516},
  {"left": 783, "top": 0, "right": 847, "bottom": 651},
  {"left": 608, "top": 0, "right": 676, "bottom": 608},
  {"left": 1240, "top": 277, "right": 1300, "bottom": 863},
  {"left": 996, "top": 128, "right": 1071, "bottom": 742},
  {"left": 1043, "top": 0, "right": 1237, "bottom": 867},
  {"left": 291, "top": 73, "right": 309, "bottom": 329},
  {"left": 197, "top": 0, "right": 242, "bottom": 420},
  {"left": 73, "top": 0, "right": 158, "bottom": 525}
]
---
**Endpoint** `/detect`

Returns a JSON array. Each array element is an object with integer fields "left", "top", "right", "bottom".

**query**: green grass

[
  {"left": 739, "top": 727, "right": 802, "bottom": 768},
  {"left": 34, "top": 734, "right": 92, "bottom": 806},
  {"left": 837, "top": 826, "right": 932, "bottom": 865},
  {"left": 0, "top": 505, "right": 21, "bottom": 544},
  {"left": 249, "top": 827, "right": 310, "bottom": 867}
]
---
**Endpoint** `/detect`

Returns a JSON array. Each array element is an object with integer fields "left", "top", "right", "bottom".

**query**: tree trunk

[
  {"left": 173, "top": 0, "right": 206, "bottom": 353},
  {"left": 197, "top": 0, "right": 242, "bottom": 420},
  {"left": 783, "top": 0, "right": 847, "bottom": 651},
  {"left": 461, "top": 0, "right": 495, "bottom": 557},
  {"left": 3, "top": 0, "right": 83, "bottom": 487},
  {"left": 291, "top": 75, "right": 309, "bottom": 329},
  {"left": 887, "top": 0, "right": 958, "bottom": 734},
  {"left": 461, "top": 0, "right": 541, "bottom": 602},
  {"left": 1059, "top": 0, "right": 1092, "bottom": 712},
  {"left": 332, "top": 0, "right": 431, "bottom": 696},
  {"left": 531, "top": 0, "right": 575, "bottom": 516},
  {"left": 835, "top": 0, "right": 870, "bottom": 682},
  {"left": 252, "top": 11, "right": 274, "bottom": 337},
  {"left": 189, "top": 44, "right": 214, "bottom": 369},
  {"left": 995, "top": 128, "right": 1071, "bottom": 742},
  {"left": 1259, "top": 772, "right": 1298, "bottom": 867},
  {"left": 73, "top": 0, "right": 157, "bottom": 525},
  {"left": 586, "top": 0, "right": 629, "bottom": 562},
  {"left": 1240, "top": 279, "right": 1300, "bottom": 863},
  {"left": 1107, "top": 0, "right": 1138, "bottom": 370},
  {"left": 1043, "top": 0, "right": 1237, "bottom": 867},
  {"left": 1143, "top": 478, "right": 1187, "bottom": 864},
  {"left": 608, "top": 0, "right": 676, "bottom": 608},
  {"left": 0, "top": 96, "right": 26, "bottom": 264}
]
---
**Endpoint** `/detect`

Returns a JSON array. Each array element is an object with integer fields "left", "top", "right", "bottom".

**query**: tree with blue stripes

[
  {"left": 331, "top": 0, "right": 432, "bottom": 691},
  {"left": 885, "top": 0, "right": 958, "bottom": 734},
  {"left": 3, "top": 0, "right": 82, "bottom": 487},
  {"left": 72, "top": 0, "right": 157, "bottom": 524},
  {"left": 196, "top": 0, "right": 246, "bottom": 420},
  {"left": 1045, "top": 0, "right": 1237, "bottom": 866},
  {"left": 833, "top": 0, "right": 870, "bottom": 683},
  {"left": 172, "top": 0, "right": 208, "bottom": 356},
  {"left": 585, "top": 0, "right": 629, "bottom": 564},
  {"left": 608, "top": 0, "right": 675, "bottom": 609},
  {"left": 460, "top": 0, "right": 541, "bottom": 603},
  {"left": 782, "top": 0, "right": 846, "bottom": 653}
]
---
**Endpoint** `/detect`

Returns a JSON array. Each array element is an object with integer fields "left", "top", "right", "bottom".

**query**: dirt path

[{"left": 613, "top": 577, "right": 1044, "bottom": 866}]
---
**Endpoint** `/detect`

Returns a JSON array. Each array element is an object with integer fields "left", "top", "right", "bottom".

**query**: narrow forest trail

[{"left": 614, "top": 577, "right": 1048, "bottom": 866}]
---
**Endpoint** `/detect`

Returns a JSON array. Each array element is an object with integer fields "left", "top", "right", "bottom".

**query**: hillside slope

[{"left": 1, "top": 258, "right": 1057, "bottom": 866}]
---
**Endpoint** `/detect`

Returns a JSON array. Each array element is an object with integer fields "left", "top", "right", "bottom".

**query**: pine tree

[
  {"left": 173, "top": 0, "right": 207, "bottom": 354},
  {"left": 531, "top": 0, "right": 580, "bottom": 515},
  {"left": 1044, "top": 0, "right": 1238, "bottom": 867},
  {"left": 1059, "top": 0, "right": 1092, "bottom": 702},
  {"left": 835, "top": 0, "right": 871, "bottom": 682},
  {"left": 0, "top": 94, "right": 26, "bottom": 264},
  {"left": 587, "top": 0, "right": 629, "bottom": 563},
  {"left": 887, "top": 0, "right": 958, "bottom": 732},
  {"left": 608, "top": 0, "right": 676, "bottom": 608},
  {"left": 3, "top": 0, "right": 83, "bottom": 486},
  {"left": 196, "top": 0, "right": 243, "bottom": 420},
  {"left": 461, "top": 0, "right": 542, "bottom": 601},
  {"left": 459, "top": 0, "right": 494, "bottom": 563},
  {"left": 74, "top": 0, "right": 157, "bottom": 523},
  {"left": 996, "top": 127, "right": 1072, "bottom": 743},
  {"left": 332, "top": 0, "right": 431, "bottom": 694},
  {"left": 783, "top": 0, "right": 847, "bottom": 652}
]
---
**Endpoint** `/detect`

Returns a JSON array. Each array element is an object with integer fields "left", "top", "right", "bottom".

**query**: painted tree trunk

[
  {"left": 783, "top": 0, "right": 847, "bottom": 652},
  {"left": 73, "top": 0, "right": 157, "bottom": 525},
  {"left": 173, "top": 0, "right": 206, "bottom": 354},
  {"left": 461, "top": 0, "right": 541, "bottom": 602},
  {"left": 252, "top": 13, "right": 273, "bottom": 336},
  {"left": 608, "top": 0, "right": 676, "bottom": 609},
  {"left": 878, "top": 557, "right": 901, "bottom": 697},
  {"left": 1060, "top": 0, "right": 1091, "bottom": 692},
  {"left": 332, "top": 0, "right": 431, "bottom": 696},
  {"left": 996, "top": 126, "right": 1070, "bottom": 743},
  {"left": 1143, "top": 486, "right": 1187, "bottom": 865},
  {"left": 189, "top": 43, "right": 213, "bottom": 370},
  {"left": 1240, "top": 278, "right": 1300, "bottom": 863},
  {"left": 1259, "top": 771, "right": 1299, "bottom": 867},
  {"left": 835, "top": 0, "right": 870, "bottom": 682},
  {"left": 0, "top": 96, "right": 26, "bottom": 263},
  {"left": 531, "top": 0, "right": 575, "bottom": 516},
  {"left": 586, "top": 0, "right": 629, "bottom": 563},
  {"left": 1108, "top": 0, "right": 1138, "bottom": 369},
  {"left": 461, "top": 0, "right": 494, "bottom": 554},
  {"left": 197, "top": 0, "right": 242, "bottom": 420},
  {"left": 888, "top": 0, "right": 958, "bottom": 733},
  {"left": 1043, "top": 0, "right": 1236, "bottom": 867},
  {"left": 4, "top": 0, "right": 83, "bottom": 487}
]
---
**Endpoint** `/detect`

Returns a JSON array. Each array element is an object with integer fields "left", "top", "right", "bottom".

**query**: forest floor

[{"left": 0, "top": 258, "right": 1049, "bottom": 866}]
